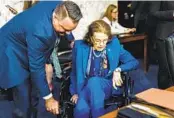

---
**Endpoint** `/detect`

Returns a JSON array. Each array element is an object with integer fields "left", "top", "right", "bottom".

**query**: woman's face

[
  {"left": 92, "top": 32, "right": 109, "bottom": 51},
  {"left": 111, "top": 8, "right": 118, "bottom": 20}
]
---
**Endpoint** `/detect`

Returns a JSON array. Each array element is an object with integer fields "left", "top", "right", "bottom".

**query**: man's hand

[
  {"left": 70, "top": 94, "right": 78, "bottom": 104},
  {"left": 45, "top": 97, "right": 59, "bottom": 115},
  {"left": 112, "top": 71, "right": 123, "bottom": 89}
]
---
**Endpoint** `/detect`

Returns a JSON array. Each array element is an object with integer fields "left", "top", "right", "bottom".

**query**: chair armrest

[{"left": 58, "top": 50, "right": 72, "bottom": 56}]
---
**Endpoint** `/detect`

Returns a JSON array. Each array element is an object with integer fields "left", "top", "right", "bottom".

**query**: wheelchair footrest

[{"left": 105, "top": 95, "right": 125, "bottom": 108}]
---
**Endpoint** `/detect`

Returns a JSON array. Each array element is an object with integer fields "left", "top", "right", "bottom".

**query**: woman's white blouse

[{"left": 102, "top": 17, "right": 127, "bottom": 35}]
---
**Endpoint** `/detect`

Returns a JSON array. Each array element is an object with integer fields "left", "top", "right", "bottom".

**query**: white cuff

[
  {"left": 115, "top": 67, "right": 122, "bottom": 72},
  {"left": 43, "top": 93, "right": 53, "bottom": 100}
]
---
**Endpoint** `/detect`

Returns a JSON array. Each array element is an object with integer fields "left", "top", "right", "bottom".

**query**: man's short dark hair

[{"left": 54, "top": 1, "right": 82, "bottom": 23}]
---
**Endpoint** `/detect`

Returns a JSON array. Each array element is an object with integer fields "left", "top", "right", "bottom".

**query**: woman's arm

[
  {"left": 113, "top": 22, "right": 136, "bottom": 34},
  {"left": 69, "top": 41, "right": 77, "bottom": 95},
  {"left": 117, "top": 42, "right": 139, "bottom": 72}
]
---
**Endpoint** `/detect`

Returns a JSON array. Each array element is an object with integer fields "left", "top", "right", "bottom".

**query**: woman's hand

[
  {"left": 124, "top": 28, "right": 136, "bottom": 33},
  {"left": 130, "top": 28, "right": 136, "bottom": 32},
  {"left": 112, "top": 71, "right": 123, "bottom": 89},
  {"left": 70, "top": 94, "right": 78, "bottom": 104}
]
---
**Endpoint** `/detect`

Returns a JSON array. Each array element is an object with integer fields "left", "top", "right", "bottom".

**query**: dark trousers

[
  {"left": 146, "top": 25, "right": 158, "bottom": 64},
  {"left": 12, "top": 79, "right": 60, "bottom": 118},
  {"left": 156, "top": 39, "right": 173, "bottom": 89},
  {"left": 135, "top": 19, "right": 147, "bottom": 34},
  {"left": 12, "top": 79, "right": 33, "bottom": 118}
]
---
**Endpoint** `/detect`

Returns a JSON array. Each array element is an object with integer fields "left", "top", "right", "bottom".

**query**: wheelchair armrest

[
  {"left": 57, "top": 50, "right": 72, "bottom": 56},
  {"left": 105, "top": 71, "right": 134, "bottom": 108},
  {"left": 58, "top": 50, "right": 72, "bottom": 65}
]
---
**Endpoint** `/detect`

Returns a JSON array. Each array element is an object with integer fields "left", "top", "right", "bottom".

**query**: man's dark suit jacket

[
  {"left": 130, "top": 1, "right": 150, "bottom": 28},
  {"left": 0, "top": 1, "right": 61, "bottom": 97},
  {"left": 150, "top": 1, "right": 174, "bottom": 40}
]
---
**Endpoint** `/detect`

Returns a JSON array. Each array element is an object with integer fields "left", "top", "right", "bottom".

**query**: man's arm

[
  {"left": 26, "top": 33, "right": 59, "bottom": 114},
  {"left": 150, "top": 1, "right": 174, "bottom": 21},
  {"left": 27, "top": 34, "right": 51, "bottom": 97}
]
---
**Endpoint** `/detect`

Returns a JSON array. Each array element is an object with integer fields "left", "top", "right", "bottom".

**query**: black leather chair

[
  {"left": 104, "top": 72, "right": 134, "bottom": 109},
  {"left": 165, "top": 36, "right": 174, "bottom": 85}
]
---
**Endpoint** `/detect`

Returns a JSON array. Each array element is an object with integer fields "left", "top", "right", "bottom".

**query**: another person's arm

[
  {"left": 45, "top": 63, "right": 54, "bottom": 91},
  {"left": 70, "top": 40, "right": 78, "bottom": 104},
  {"left": 150, "top": 1, "right": 174, "bottom": 21},
  {"left": 27, "top": 33, "right": 59, "bottom": 114},
  {"left": 114, "top": 22, "right": 136, "bottom": 34}
]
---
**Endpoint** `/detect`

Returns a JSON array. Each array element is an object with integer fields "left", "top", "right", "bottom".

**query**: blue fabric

[
  {"left": 12, "top": 79, "right": 31, "bottom": 118},
  {"left": 0, "top": 1, "right": 62, "bottom": 97},
  {"left": 66, "top": 32, "right": 75, "bottom": 41},
  {"left": 74, "top": 77, "right": 112, "bottom": 118},
  {"left": 70, "top": 37, "right": 139, "bottom": 95},
  {"left": 36, "top": 81, "right": 60, "bottom": 118},
  {"left": 70, "top": 37, "right": 139, "bottom": 117},
  {"left": 89, "top": 50, "right": 109, "bottom": 77}
]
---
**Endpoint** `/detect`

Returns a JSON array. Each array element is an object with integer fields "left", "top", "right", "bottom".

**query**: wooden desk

[
  {"left": 118, "top": 33, "right": 148, "bottom": 72},
  {"left": 100, "top": 86, "right": 174, "bottom": 118}
]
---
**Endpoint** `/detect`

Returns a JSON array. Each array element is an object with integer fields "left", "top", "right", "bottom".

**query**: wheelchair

[
  {"left": 0, "top": 87, "right": 13, "bottom": 101},
  {"left": 57, "top": 50, "right": 134, "bottom": 118}
]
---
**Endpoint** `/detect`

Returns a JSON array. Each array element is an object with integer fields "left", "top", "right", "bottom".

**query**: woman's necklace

[{"left": 92, "top": 48, "right": 102, "bottom": 58}]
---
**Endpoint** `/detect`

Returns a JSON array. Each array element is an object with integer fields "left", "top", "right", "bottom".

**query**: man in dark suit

[
  {"left": 130, "top": 1, "right": 149, "bottom": 33},
  {"left": 0, "top": 1, "right": 82, "bottom": 117},
  {"left": 150, "top": 1, "right": 174, "bottom": 89},
  {"left": 130, "top": 1, "right": 158, "bottom": 64}
]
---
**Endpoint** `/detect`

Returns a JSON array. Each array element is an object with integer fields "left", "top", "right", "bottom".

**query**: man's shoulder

[{"left": 38, "top": 1, "right": 62, "bottom": 7}]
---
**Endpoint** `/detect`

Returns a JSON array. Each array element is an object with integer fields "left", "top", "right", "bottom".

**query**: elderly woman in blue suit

[{"left": 70, "top": 20, "right": 139, "bottom": 118}]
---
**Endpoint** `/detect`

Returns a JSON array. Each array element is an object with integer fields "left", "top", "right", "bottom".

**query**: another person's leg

[
  {"left": 12, "top": 79, "right": 31, "bottom": 118},
  {"left": 86, "top": 77, "right": 112, "bottom": 118}
]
